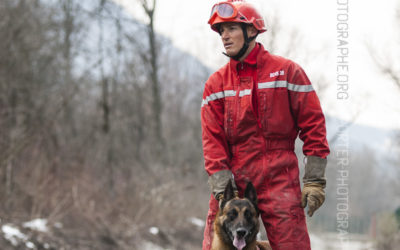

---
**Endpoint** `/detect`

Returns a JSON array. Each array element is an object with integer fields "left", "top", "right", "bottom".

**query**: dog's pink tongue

[{"left": 233, "top": 236, "right": 246, "bottom": 250}]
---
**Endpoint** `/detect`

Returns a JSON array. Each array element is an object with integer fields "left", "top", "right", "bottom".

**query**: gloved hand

[
  {"left": 301, "top": 183, "right": 325, "bottom": 217},
  {"left": 301, "top": 156, "right": 327, "bottom": 217},
  {"left": 208, "top": 170, "right": 238, "bottom": 202}
]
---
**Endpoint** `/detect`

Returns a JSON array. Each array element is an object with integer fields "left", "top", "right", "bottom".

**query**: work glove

[
  {"left": 301, "top": 156, "right": 327, "bottom": 217},
  {"left": 208, "top": 170, "right": 238, "bottom": 203}
]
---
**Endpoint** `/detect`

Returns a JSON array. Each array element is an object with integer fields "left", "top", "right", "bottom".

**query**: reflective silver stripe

[
  {"left": 201, "top": 91, "right": 223, "bottom": 107},
  {"left": 224, "top": 90, "right": 236, "bottom": 97},
  {"left": 201, "top": 90, "right": 236, "bottom": 107},
  {"left": 202, "top": 81, "right": 314, "bottom": 107},
  {"left": 258, "top": 81, "right": 287, "bottom": 89},
  {"left": 239, "top": 89, "right": 251, "bottom": 97},
  {"left": 287, "top": 83, "right": 314, "bottom": 92},
  {"left": 208, "top": 91, "right": 224, "bottom": 101},
  {"left": 258, "top": 81, "right": 314, "bottom": 92}
]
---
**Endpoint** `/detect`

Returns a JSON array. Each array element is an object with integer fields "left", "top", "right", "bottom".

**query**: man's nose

[{"left": 221, "top": 31, "right": 229, "bottom": 40}]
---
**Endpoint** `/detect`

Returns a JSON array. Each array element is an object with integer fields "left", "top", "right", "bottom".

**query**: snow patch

[
  {"left": 141, "top": 241, "right": 165, "bottom": 250},
  {"left": 310, "top": 233, "right": 375, "bottom": 250},
  {"left": 26, "top": 241, "right": 35, "bottom": 249},
  {"left": 149, "top": 227, "right": 159, "bottom": 235},
  {"left": 23, "top": 218, "right": 49, "bottom": 232},
  {"left": 188, "top": 217, "right": 205, "bottom": 228},
  {"left": 54, "top": 222, "right": 63, "bottom": 229},
  {"left": 1, "top": 224, "right": 28, "bottom": 246}
]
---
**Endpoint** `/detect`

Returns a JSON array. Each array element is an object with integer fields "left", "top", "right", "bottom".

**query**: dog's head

[{"left": 217, "top": 181, "right": 260, "bottom": 250}]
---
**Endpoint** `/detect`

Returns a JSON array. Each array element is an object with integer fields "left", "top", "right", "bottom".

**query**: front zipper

[{"left": 260, "top": 92, "right": 268, "bottom": 130}]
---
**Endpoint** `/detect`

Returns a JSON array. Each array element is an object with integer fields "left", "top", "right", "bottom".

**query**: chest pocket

[
  {"left": 259, "top": 88, "right": 294, "bottom": 136},
  {"left": 238, "top": 77, "right": 256, "bottom": 123},
  {"left": 239, "top": 77, "right": 252, "bottom": 109},
  {"left": 236, "top": 77, "right": 260, "bottom": 139}
]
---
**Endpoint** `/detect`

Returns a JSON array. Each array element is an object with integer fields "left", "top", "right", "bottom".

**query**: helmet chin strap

[{"left": 223, "top": 23, "right": 257, "bottom": 61}]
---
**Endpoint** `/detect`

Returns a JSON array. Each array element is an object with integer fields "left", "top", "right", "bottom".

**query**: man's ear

[{"left": 247, "top": 25, "right": 258, "bottom": 38}]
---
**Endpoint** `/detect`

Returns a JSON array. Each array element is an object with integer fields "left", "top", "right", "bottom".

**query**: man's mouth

[{"left": 224, "top": 43, "right": 233, "bottom": 49}]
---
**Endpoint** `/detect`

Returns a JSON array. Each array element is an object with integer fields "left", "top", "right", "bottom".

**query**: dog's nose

[{"left": 236, "top": 229, "right": 247, "bottom": 238}]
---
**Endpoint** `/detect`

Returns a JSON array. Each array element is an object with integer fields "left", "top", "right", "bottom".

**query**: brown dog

[{"left": 211, "top": 181, "right": 272, "bottom": 250}]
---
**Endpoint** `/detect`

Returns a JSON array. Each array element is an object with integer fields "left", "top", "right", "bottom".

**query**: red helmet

[{"left": 208, "top": 0, "right": 267, "bottom": 33}]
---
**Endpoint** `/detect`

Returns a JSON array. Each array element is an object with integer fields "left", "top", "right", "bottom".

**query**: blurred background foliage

[{"left": 0, "top": 0, "right": 399, "bottom": 249}]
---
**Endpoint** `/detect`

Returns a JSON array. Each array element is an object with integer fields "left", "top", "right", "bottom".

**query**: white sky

[{"left": 115, "top": 0, "right": 400, "bottom": 130}]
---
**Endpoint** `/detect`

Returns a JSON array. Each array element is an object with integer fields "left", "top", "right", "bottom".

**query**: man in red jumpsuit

[{"left": 201, "top": 1, "right": 330, "bottom": 249}]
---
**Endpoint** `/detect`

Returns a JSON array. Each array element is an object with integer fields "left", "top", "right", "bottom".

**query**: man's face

[{"left": 220, "top": 22, "right": 244, "bottom": 57}]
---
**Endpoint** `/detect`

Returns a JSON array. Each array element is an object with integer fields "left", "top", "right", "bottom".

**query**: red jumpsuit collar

[
  {"left": 230, "top": 43, "right": 264, "bottom": 74},
  {"left": 242, "top": 42, "right": 260, "bottom": 66}
]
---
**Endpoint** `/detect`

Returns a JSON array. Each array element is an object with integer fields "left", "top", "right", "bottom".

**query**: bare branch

[{"left": 366, "top": 41, "right": 400, "bottom": 90}]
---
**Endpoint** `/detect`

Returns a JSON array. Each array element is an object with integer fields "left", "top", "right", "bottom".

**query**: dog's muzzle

[
  {"left": 236, "top": 228, "right": 248, "bottom": 238},
  {"left": 233, "top": 227, "right": 248, "bottom": 250}
]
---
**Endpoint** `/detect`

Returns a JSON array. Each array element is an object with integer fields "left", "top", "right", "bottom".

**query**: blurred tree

[
  {"left": 367, "top": 2, "right": 400, "bottom": 201},
  {"left": 395, "top": 207, "right": 400, "bottom": 229},
  {"left": 0, "top": 0, "right": 61, "bottom": 200},
  {"left": 367, "top": 5, "right": 400, "bottom": 90},
  {"left": 376, "top": 212, "right": 400, "bottom": 250},
  {"left": 138, "top": 0, "right": 165, "bottom": 153},
  {"left": 0, "top": 0, "right": 209, "bottom": 248}
]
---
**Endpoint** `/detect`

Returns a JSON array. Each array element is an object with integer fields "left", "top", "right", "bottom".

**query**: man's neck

[{"left": 239, "top": 41, "right": 256, "bottom": 62}]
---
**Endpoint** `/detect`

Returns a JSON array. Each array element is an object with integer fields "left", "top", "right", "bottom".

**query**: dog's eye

[
  {"left": 244, "top": 209, "right": 253, "bottom": 220},
  {"left": 227, "top": 210, "right": 238, "bottom": 220}
]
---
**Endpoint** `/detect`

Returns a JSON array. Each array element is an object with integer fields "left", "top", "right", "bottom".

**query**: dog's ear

[
  {"left": 220, "top": 181, "right": 235, "bottom": 210},
  {"left": 244, "top": 182, "right": 258, "bottom": 211},
  {"left": 224, "top": 180, "right": 236, "bottom": 201}
]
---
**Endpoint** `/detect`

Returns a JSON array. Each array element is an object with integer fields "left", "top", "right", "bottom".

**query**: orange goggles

[{"left": 209, "top": 2, "right": 238, "bottom": 20}]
